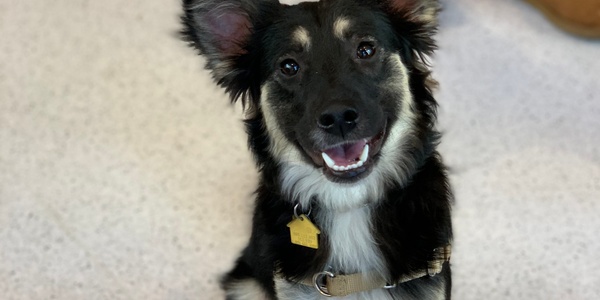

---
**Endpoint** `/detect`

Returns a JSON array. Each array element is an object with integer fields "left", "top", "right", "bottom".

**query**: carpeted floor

[{"left": 1, "top": 0, "right": 599, "bottom": 299}]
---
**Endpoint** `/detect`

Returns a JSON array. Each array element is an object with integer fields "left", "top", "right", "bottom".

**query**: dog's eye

[
  {"left": 357, "top": 42, "right": 376, "bottom": 59},
  {"left": 280, "top": 59, "right": 300, "bottom": 76}
]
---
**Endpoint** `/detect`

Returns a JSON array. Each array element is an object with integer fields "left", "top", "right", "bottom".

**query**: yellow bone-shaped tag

[{"left": 287, "top": 214, "right": 321, "bottom": 249}]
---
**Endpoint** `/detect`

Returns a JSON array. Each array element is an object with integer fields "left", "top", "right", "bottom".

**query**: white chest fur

[
  {"left": 319, "top": 206, "right": 386, "bottom": 275},
  {"left": 275, "top": 206, "right": 394, "bottom": 300}
]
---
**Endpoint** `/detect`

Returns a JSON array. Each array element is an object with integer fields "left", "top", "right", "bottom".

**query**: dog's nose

[{"left": 317, "top": 105, "right": 359, "bottom": 137}]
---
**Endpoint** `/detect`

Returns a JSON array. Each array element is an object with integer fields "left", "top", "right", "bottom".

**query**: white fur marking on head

[
  {"left": 333, "top": 17, "right": 351, "bottom": 40},
  {"left": 292, "top": 26, "right": 311, "bottom": 51}
]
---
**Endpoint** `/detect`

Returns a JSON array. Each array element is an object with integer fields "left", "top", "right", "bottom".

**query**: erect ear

[
  {"left": 377, "top": 0, "right": 440, "bottom": 56},
  {"left": 181, "top": 0, "right": 278, "bottom": 105},
  {"left": 381, "top": 0, "right": 440, "bottom": 25}
]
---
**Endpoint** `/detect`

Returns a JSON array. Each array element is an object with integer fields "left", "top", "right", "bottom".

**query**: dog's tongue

[{"left": 323, "top": 140, "right": 367, "bottom": 166}]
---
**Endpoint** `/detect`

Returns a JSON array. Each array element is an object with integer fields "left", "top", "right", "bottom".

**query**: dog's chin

[{"left": 302, "top": 123, "right": 389, "bottom": 184}]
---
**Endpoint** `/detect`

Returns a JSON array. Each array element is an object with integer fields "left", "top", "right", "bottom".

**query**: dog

[{"left": 182, "top": 0, "right": 453, "bottom": 299}]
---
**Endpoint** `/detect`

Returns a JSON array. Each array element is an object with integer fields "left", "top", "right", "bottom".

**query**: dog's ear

[
  {"left": 381, "top": 0, "right": 439, "bottom": 24},
  {"left": 377, "top": 0, "right": 440, "bottom": 55},
  {"left": 181, "top": 0, "right": 278, "bottom": 106}
]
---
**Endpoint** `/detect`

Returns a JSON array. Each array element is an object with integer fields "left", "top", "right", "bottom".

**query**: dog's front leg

[{"left": 221, "top": 250, "right": 276, "bottom": 300}]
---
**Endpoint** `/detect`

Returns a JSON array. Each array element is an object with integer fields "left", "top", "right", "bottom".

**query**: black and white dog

[{"left": 182, "top": 0, "right": 453, "bottom": 298}]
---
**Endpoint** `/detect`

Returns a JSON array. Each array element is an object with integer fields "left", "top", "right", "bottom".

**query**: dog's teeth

[
  {"left": 322, "top": 152, "right": 336, "bottom": 168},
  {"left": 359, "top": 144, "right": 369, "bottom": 163},
  {"left": 323, "top": 144, "right": 369, "bottom": 172}
]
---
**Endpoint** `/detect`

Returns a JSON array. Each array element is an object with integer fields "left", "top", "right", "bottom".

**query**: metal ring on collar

[
  {"left": 293, "top": 203, "right": 312, "bottom": 219},
  {"left": 312, "top": 271, "right": 335, "bottom": 297},
  {"left": 383, "top": 282, "right": 397, "bottom": 289}
]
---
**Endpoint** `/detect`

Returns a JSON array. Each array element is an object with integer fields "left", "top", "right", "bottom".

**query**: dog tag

[{"left": 287, "top": 214, "right": 321, "bottom": 249}]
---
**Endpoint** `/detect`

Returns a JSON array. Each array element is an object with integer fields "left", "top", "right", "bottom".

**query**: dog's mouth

[{"left": 304, "top": 123, "right": 388, "bottom": 182}]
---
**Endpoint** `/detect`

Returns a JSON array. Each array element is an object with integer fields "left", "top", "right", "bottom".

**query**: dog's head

[{"left": 183, "top": 0, "right": 440, "bottom": 208}]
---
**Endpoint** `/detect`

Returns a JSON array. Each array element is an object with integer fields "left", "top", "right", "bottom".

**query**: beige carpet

[{"left": 1, "top": 0, "right": 599, "bottom": 299}]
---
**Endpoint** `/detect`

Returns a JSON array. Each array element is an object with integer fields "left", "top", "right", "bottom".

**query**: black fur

[{"left": 182, "top": 0, "right": 452, "bottom": 299}]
